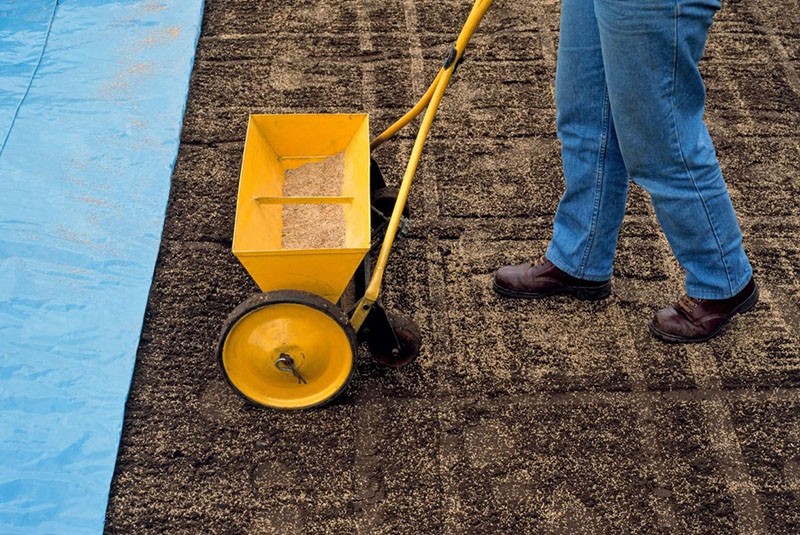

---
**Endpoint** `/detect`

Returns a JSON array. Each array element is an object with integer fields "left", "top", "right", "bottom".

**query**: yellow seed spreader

[{"left": 217, "top": 0, "right": 493, "bottom": 409}]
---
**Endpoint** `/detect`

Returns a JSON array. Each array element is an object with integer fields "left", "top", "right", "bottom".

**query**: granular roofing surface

[{"left": 106, "top": 1, "right": 800, "bottom": 532}]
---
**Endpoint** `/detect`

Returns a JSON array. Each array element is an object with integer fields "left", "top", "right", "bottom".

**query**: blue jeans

[{"left": 545, "top": 0, "right": 752, "bottom": 299}]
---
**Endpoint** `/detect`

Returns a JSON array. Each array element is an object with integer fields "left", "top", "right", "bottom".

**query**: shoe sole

[
  {"left": 492, "top": 278, "right": 612, "bottom": 301},
  {"left": 649, "top": 283, "right": 760, "bottom": 344}
]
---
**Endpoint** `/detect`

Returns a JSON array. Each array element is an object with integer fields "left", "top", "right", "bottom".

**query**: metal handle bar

[
  {"left": 351, "top": 0, "right": 494, "bottom": 331},
  {"left": 369, "top": 0, "right": 493, "bottom": 151}
]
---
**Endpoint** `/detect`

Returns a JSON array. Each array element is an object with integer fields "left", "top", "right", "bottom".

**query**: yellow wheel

[{"left": 217, "top": 290, "right": 356, "bottom": 410}]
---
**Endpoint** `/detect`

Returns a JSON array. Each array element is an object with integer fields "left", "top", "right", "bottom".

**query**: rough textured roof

[{"left": 106, "top": 1, "right": 800, "bottom": 532}]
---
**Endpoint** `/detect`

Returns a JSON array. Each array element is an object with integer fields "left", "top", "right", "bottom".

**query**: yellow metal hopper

[{"left": 233, "top": 113, "right": 371, "bottom": 303}]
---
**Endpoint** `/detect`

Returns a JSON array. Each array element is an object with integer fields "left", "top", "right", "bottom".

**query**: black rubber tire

[
  {"left": 216, "top": 290, "right": 357, "bottom": 410},
  {"left": 367, "top": 311, "right": 421, "bottom": 368}
]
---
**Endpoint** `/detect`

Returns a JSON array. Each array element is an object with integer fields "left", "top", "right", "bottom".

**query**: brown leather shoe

[
  {"left": 493, "top": 256, "right": 611, "bottom": 300},
  {"left": 649, "top": 278, "right": 759, "bottom": 343}
]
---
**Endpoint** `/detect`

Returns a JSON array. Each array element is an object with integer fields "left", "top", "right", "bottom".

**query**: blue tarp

[{"left": 0, "top": 1, "right": 204, "bottom": 532}]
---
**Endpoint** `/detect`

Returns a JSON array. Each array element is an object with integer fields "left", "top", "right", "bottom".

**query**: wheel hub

[{"left": 274, "top": 353, "right": 307, "bottom": 384}]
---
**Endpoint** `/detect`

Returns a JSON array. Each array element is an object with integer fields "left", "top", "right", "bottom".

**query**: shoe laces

[
  {"left": 677, "top": 294, "right": 700, "bottom": 316},
  {"left": 531, "top": 255, "right": 548, "bottom": 268}
]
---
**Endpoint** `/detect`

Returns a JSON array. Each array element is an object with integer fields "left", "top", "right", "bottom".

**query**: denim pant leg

[
  {"left": 546, "top": 0, "right": 629, "bottom": 282},
  {"left": 594, "top": 0, "right": 752, "bottom": 299}
]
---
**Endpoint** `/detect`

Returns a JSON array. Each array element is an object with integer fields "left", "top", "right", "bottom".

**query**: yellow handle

[
  {"left": 352, "top": 0, "right": 494, "bottom": 330},
  {"left": 370, "top": 0, "right": 494, "bottom": 151}
]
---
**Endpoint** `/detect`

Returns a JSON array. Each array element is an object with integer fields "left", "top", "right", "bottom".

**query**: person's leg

[
  {"left": 545, "top": 0, "right": 629, "bottom": 282},
  {"left": 594, "top": 0, "right": 752, "bottom": 300}
]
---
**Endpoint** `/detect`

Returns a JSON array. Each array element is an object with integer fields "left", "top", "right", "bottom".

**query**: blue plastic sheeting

[{"left": 0, "top": 1, "right": 204, "bottom": 532}]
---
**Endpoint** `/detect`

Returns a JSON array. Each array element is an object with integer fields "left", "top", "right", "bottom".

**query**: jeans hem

[
  {"left": 546, "top": 248, "right": 613, "bottom": 282},
  {"left": 686, "top": 269, "right": 753, "bottom": 300}
]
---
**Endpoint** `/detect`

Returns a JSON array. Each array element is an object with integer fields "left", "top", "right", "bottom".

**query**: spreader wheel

[
  {"left": 217, "top": 290, "right": 356, "bottom": 410},
  {"left": 367, "top": 311, "right": 421, "bottom": 368}
]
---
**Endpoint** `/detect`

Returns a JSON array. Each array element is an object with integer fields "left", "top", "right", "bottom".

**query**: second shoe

[{"left": 493, "top": 256, "right": 611, "bottom": 301}]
